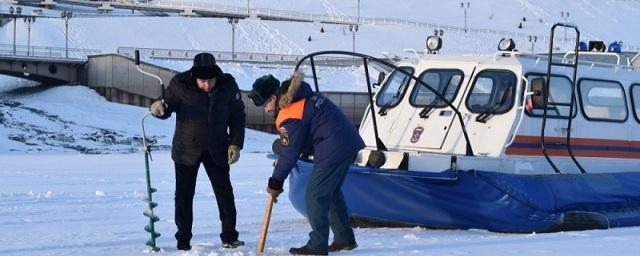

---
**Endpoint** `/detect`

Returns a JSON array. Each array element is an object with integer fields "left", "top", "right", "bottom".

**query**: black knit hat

[
  {"left": 248, "top": 74, "right": 280, "bottom": 106},
  {"left": 190, "top": 52, "right": 222, "bottom": 79}
]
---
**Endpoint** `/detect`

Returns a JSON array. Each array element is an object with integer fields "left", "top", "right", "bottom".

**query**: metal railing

[
  {"left": 117, "top": 47, "right": 362, "bottom": 66},
  {"left": 13, "top": 0, "right": 640, "bottom": 56},
  {"left": 0, "top": 44, "right": 101, "bottom": 59}
]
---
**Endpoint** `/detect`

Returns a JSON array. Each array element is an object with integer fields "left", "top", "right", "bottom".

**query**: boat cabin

[{"left": 349, "top": 36, "right": 640, "bottom": 175}]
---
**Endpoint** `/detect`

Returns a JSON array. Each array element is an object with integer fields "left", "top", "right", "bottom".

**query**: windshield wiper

[
  {"left": 419, "top": 98, "right": 443, "bottom": 118},
  {"left": 378, "top": 97, "right": 396, "bottom": 116},
  {"left": 378, "top": 84, "right": 406, "bottom": 116}
]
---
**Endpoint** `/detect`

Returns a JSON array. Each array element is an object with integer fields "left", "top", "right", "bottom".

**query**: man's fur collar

[{"left": 278, "top": 71, "right": 304, "bottom": 109}]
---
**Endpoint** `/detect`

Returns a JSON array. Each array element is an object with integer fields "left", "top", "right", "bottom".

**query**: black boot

[
  {"left": 289, "top": 245, "right": 327, "bottom": 255},
  {"left": 177, "top": 240, "right": 191, "bottom": 251},
  {"left": 328, "top": 241, "right": 358, "bottom": 252},
  {"left": 222, "top": 240, "right": 245, "bottom": 249}
]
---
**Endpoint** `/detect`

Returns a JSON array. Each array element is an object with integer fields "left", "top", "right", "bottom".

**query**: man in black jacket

[{"left": 149, "top": 53, "right": 246, "bottom": 250}]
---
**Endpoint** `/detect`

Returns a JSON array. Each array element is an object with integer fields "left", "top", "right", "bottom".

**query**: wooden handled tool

[{"left": 256, "top": 194, "right": 275, "bottom": 254}]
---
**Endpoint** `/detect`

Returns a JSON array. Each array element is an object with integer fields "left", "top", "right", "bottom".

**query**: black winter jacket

[{"left": 156, "top": 71, "right": 246, "bottom": 165}]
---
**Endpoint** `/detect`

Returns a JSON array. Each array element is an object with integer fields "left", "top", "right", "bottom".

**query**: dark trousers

[
  {"left": 174, "top": 150, "right": 239, "bottom": 244},
  {"left": 305, "top": 155, "right": 357, "bottom": 253}
]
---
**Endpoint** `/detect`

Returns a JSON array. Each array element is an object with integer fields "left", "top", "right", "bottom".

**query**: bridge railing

[
  {"left": 117, "top": 46, "right": 361, "bottom": 66},
  {"left": 0, "top": 44, "right": 101, "bottom": 59},
  {"left": 38, "top": 1, "right": 640, "bottom": 51}
]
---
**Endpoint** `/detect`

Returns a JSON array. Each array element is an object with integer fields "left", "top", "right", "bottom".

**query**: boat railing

[
  {"left": 294, "top": 51, "right": 475, "bottom": 157},
  {"left": 505, "top": 77, "right": 531, "bottom": 148},
  {"left": 563, "top": 52, "right": 626, "bottom": 66},
  {"left": 515, "top": 52, "right": 640, "bottom": 72},
  {"left": 542, "top": 22, "right": 586, "bottom": 174},
  {"left": 631, "top": 52, "right": 640, "bottom": 66}
]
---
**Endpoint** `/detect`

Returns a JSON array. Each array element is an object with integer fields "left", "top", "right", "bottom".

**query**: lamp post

[
  {"left": 528, "top": 35, "right": 537, "bottom": 53},
  {"left": 561, "top": 11, "right": 569, "bottom": 41},
  {"left": 228, "top": 18, "right": 239, "bottom": 60},
  {"left": 349, "top": 24, "right": 359, "bottom": 65},
  {"left": 61, "top": 11, "right": 73, "bottom": 58},
  {"left": 460, "top": 2, "right": 470, "bottom": 33},
  {"left": 9, "top": 6, "right": 22, "bottom": 56},
  {"left": 24, "top": 16, "right": 36, "bottom": 56},
  {"left": 349, "top": 24, "right": 359, "bottom": 53},
  {"left": 357, "top": 0, "right": 360, "bottom": 24}
]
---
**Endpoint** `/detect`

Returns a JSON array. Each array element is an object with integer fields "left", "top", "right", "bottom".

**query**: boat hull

[{"left": 288, "top": 160, "right": 640, "bottom": 233}]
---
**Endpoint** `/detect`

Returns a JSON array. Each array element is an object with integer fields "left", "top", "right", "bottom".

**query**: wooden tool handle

[{"left": 256, "top": 194, "right": 275, "bottom": 254}]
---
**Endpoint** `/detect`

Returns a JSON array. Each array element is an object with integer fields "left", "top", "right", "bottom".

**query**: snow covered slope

[{"left": 0, "top": 84, "right": 275, "bottom": 154}]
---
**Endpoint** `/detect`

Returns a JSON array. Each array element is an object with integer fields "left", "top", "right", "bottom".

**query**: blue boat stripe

[{"left": 509, "top": 142, "right": 640, "bottom": 153}]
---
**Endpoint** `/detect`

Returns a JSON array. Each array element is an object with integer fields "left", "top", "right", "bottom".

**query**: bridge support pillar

[
  {"left": 39, "top": 0, "right": 56, "bottom": 8},
  {"left": 179, "top": 8, "right": 196, "bottom": 17},
  {"left": 97, "top": 3, "right": 114, "bottom": 13}
]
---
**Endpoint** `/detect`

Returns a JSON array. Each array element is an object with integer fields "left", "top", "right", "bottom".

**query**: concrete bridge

[
  {"left": 13, "top": 0, "right": 360, "bottom": 25},
  {"left": 0, "top": 54, "right": 85, "bottom": 84},
  {"left": 0, "top": 44, "right": 97, "bottom": 84}
]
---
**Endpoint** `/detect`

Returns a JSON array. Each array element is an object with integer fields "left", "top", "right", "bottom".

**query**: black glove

[{"left": 267, "top": 177, "right": 284, "bottom": 203}]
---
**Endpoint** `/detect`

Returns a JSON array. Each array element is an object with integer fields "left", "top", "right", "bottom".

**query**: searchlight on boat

[
  {"left": 426, "top": 35, "right": 442, "bottom": 54},
  {"left": 498, "top": 38, "right": 516, "bottom": 51}
]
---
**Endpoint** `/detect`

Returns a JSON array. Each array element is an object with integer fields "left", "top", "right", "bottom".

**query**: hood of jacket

[{"left": 278, "top": 71, "right": 313, "bottom": 109}]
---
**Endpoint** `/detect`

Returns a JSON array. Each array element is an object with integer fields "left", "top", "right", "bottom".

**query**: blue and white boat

[{"left": 285, "top": 24, "right": 640, "bottom": 233}]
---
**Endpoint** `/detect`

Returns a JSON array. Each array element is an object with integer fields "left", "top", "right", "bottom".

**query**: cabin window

[
  {"left": 375, "top": 67, "right": 414, "bottom": 108},
  {"left": 578, "top": 79, "right": 627, "bottom": 122},
  {"left": 409, "top": 69, "right": 463, "bottom": 107},
  {"left": 466, "top": 70, "right": 517, "bottom": 114},
  {"left": 631, "top": 84, "right": 640, "bottom": 123},
  {"left": 525, "top": 74, "right": 576, "bottom": 118}
]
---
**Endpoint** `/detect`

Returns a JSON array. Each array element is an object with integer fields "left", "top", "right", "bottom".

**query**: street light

[
  {"left": 460, "top": 2, "right": 470, "bottom": 33},
  {"left": 357, "top": 0, "right": 360, "bottom": 25},
  {"left": 561, "top": 11, "right": 570, "bottom": 41},
  {"left": 9, "top": 6, "right": 22, "bottom": 55},
  {"left": 349, "top": 24, "right": 359, "bottom": 65},
  {"left": 528, "top": 35, "right": 537, "bottom": 53},
  {"left": 228, "top": 18, "right": 239, "bottom": 60},
  {"left": 349, "top": 24, "right": 359, "bottom": 53},
  {"left": 61, "top": 11, "right": 73, "bottom": 58},
  {"left": 24, "top": 16, "right": 36, "bottom": 56}
]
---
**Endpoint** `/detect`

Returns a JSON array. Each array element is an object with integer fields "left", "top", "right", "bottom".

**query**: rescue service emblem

[
  {"left": 410, "top": 126, "right": 424, "bottom": 143},
  {"left": 279, "top": 127, "right": 289, "bottom": 146}
]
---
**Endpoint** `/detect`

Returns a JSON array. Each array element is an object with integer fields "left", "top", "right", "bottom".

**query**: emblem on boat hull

[{"left": 410, "top": 126, "right": 424, "bottom": 143}]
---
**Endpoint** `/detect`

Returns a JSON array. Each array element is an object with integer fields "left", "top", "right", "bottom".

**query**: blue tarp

[{"left": 288, "top": 160, "right": 640, "bottom": 233}]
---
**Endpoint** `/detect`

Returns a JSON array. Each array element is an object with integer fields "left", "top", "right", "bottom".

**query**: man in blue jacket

[{"left": 248, "top": 73, "right": 365, "bottom": 255}]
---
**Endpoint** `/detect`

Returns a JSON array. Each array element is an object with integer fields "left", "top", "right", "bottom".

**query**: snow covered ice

[
  {"left": 3, "top": 0, "right": 640, "bottom": 255},
  {"left": 0, "top": 82, "right": 639, "bottom": 256},
  {"left": 2, "top": 154, "right": 640, "bottom": 255}
]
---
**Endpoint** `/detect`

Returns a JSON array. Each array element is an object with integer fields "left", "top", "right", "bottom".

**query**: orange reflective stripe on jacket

[{"left": 275, "top": 99, "right": 306, "bottom": 130}]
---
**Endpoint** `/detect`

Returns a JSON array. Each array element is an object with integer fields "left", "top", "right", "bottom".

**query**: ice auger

[{"left": 135, "top": 49, "right": 165, "bottom": 252}]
